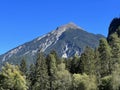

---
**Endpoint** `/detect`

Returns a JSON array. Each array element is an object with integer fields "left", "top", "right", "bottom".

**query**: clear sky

[{"left": 0, "top": 0, "right": 120, "bottom": 54}]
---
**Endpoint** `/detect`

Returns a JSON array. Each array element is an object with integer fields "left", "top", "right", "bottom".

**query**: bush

[{"left": 72, "top": 73, "right": 97, "bottom": 90}]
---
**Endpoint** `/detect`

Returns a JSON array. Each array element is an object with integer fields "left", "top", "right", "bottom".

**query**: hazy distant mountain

[{"left": 0, "top": 22, "right": 104, "bottom": 66}]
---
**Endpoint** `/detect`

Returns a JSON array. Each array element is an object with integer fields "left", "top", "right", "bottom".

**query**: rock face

[{"left": 0, "top": 22, "right": 104, "bottom": 66}]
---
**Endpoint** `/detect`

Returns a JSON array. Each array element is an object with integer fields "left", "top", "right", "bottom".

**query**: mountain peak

[
  {"left": 65, "top": 22, "right": 78, "bottom": 27},
  {"left": 55, "top": 22, "right": 80, "bottom": 34},
  {"left": 59, "top": 22, "right": 80, "bottom": 30},
  {"left": 50, "top": 22, "right": 82, "bottom": 43}
]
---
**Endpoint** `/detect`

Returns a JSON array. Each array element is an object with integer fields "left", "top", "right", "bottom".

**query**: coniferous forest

[{"left": 0, "top": 17, "right": 120, "bottom": 90}]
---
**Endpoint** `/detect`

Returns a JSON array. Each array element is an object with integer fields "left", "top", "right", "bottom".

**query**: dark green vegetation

[{"left": 0, "top": 17, "right": 120, "bottom": 90}]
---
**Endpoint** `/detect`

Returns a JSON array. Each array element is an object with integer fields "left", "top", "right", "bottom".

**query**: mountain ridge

[
  {"left": 0, "top": 22, "right": 85, "bottom": 55},
  {"left": 0, "top": 22, "right": 105, "bottom": 66}
]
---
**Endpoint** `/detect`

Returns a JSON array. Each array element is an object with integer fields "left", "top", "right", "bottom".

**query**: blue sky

[{"left": 0, "top": 0, "right": 120, "bottom": 54}]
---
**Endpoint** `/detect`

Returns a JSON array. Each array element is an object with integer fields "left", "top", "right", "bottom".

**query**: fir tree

[
  {"left": 80, "top": 46, "right": 96, "bottom": 75},
  {"left": 19, "top": 58, "right": 27, "bottom": 75},
  {"left": 78, "top": 57, "right": 84, "bottom": 74},
  {"left": 69, "top": 55, "right": 79, "bottom": 74},
  {"left": 28, "top": 64, "right": 35, "bottom": 90},
  {"left": 46, "top": 53, "right": 57, "bottom": 90},
  {"left": 108, "top": 33, "right": 120, "bottom": 70},
  {"left": 33, "top": 52, "right": 49, "bottom": 90},
  {"left": 98, "top": 38, "right": 111, "bottom": 77},
  {"left": 94, "top": 48, "right": 101, "bottom": 86}
]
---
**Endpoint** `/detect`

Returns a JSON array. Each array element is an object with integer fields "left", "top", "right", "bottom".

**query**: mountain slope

[{"left": 0, "top": 22, "right": 104, "bottom": 66}]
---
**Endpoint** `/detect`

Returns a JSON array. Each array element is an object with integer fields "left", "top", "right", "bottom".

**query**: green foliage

[
  {"left": 77, "top": 57, "right": 84, "bottom": 74},
  {"left": 69, "top": 55, "right": 79, "bottom": 74},
  {"left": 28, "top": 64, "right": 35, "bottom": 90},
  {"left": 107, "top": 18, "right": 120, "bottom": 68},
  {"left": 108, "top": 33, "right": 120, "bottom": 70},
  {"left": 100, "top": 75, "right": 112, "bottom": 90},
  {"left": 20, "top": 58, "right": 27, "bottom": 75},
  {"left": 98, "top": 38, "right": 112, "bottom": 77},
  {"left": 72, "top": 73, "right": 97, "bottom": 90},
  {"left": 108, "top": 33, "right": 120, "bottom": 57},
  {"left": 0, "top": 63, "right": 28, "bottom": 90},
  {"left": 79, "top": 46, "right": 96, "bottom": 75},
  {"left": 111, "top": 64, "right": 120, "bottom": 90},
  {"left": 46, "top": 53, "right": 57, "bottom": 90},
  {"left": 56, "top": 63, "right": 72, "bottom": 90},
  {"left": 94, "top": 48, "right": 102, "bottom": 87},
  {"left": 50, "top": 50, "right": 61, "bottom": 64},
  {"left": 32, "top": 53, "right": 49, "bottom": 90}
]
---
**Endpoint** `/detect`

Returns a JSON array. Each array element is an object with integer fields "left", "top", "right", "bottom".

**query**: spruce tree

[
  {"left": 46, "top": 53, "right": 57, "bottom": 90},
  {"left": 19, "top": 58, "right": 27, "bottom": 75},
  {"left": 78, "top": 57, "right": 84, "bottom": 74},
  {"left": 107, "top": 17, "right": 120, "bottom": 70},
  {"left": 33, "top": 52, "right": 49, "bottom": 90},
  {"left": 93, "top": 48, "right": 101, "bottom": 87},
  {"left": 111, "top": 64, "right": 120, "bottom": 90},
  {"left": 108, "top": 33, "right": 120, "bottom": 71},
  {"left": 69, "top": 55, "right": 79, "bottom": 74},
  {"left": 98, "top": 38, "right": 111, "bottom": 77},
  {"left": 80, "top": 46, "right": 95, "bottom": 75},
  {"left": 28, "top": 64, "right": 35, "bottom": 90},
  {"left": 50, "top": 50, "right": 61, "bottom": 64}
]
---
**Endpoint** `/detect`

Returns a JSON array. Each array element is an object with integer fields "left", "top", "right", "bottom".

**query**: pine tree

[
  {"left": 107, "top": 17, "right": 120, "bottom": 69},
  {"left": 19, "top": 58, "right": 27, "bottom": 75},
  {"left": 98, "top": 38, "right": 111, "bottom": 77},
  {"left": 108, "top": 33, "right": 120, "bottom": 71},
  {"left": 46, "top": 53, "right": 57, "bottom": 90},
  {"left": 108, "top": 33, "right": 120, "bottom": 57},
  {"left": 33, "top": 52, "right": 49, "bottom": 90},
  {"left": 94, "top": 48, "right": 100, "bottom": 75},
  {"left": 50, "top": 50, "right": 61, "bottom": 64},
  {"left": 111, "top": 64, "right": 120, "bottom": 90},
  {"left": 79, "top": 46, "right": 95, "bottom": 75},
  {"left": 78, "top": 57, "right": 84, "bottom": 74},
  {"left": 28, "top": 64, "right": 35, "bottom": 90},
  {"left": 69, "top": 55, "right": 79, "bottom": 74},
  {"left": 94, "top": 48, "right": 101, "bottom": 86}
]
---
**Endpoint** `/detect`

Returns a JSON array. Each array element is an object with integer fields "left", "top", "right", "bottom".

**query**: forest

[{"left": 0, "top": 17, "right": 120, "bottom": 90}]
